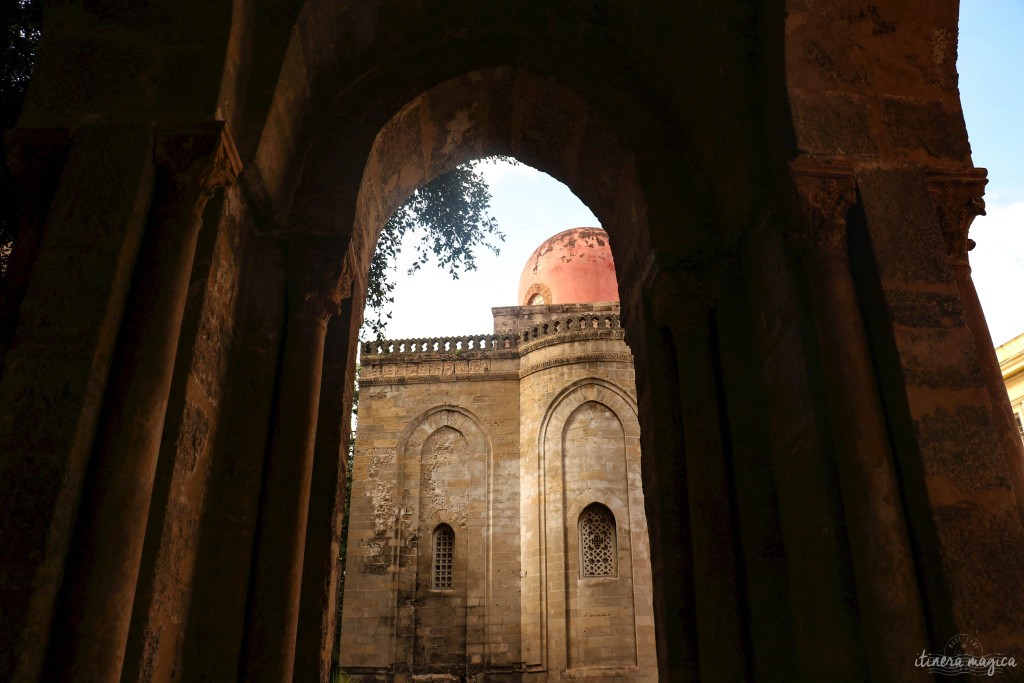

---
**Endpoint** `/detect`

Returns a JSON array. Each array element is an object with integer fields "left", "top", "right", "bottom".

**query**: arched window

[
  {"left": 579, "top": 504, "right": 617, "bottom": 577},
  {"left": 432, "top": 524, "right": 455, "bottom": 589}
]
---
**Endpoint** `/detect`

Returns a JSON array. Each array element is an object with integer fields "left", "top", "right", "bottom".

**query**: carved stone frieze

[
  {"left": 788, "top": 160, "right": 858, "bottom": 257},
  {"left": 359, "top": 351, "right": 634, "bottom": 385},
  {"left": 519, "top": 352, "right": 634, "bottom": 378},
  {"left": 517, "top": 328, "right": 624, "bottom": 355},
  {"left": 925, "top": 168, "right": 988, "bottom": 267},
  {"left": 154, "top": 122, "right": 242, "bottom": 210},
  {"left": 360, "top": 370, "right": 521, "bottom": 386},
  {"left": 285, "top": 236, "right": 353, "bottom": 325}
]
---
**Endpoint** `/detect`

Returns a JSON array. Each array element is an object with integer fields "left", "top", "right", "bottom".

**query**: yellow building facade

[
  {"left": 997, "top": 333, "right": 1024, "bottom": 443},
  {"left": 339, "top": 229, "right": 657, "bottom": 681}
]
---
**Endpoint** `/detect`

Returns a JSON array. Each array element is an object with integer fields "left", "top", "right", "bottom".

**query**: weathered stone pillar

[
  {"left": 0, "top": 125, "right": 156, "bottom": 683},
  {"left": 47, "top": 123, "right": 240, "bottom": 681},
  {"left": 295, "top": 293, "right": 361, "bottom": 683},
  {"left": 927, "top": 169, "right": 1024, "bottom": 527},
  {"left": 789, "top": 160, "right": 928, "bottom": 682},
  {"left": 0, "top": 128, "right": 70, "bottom": 360},
  {"left": 241, "top": 236, "right": 352, "bottom": 682},
  {"left": 854, "top": 167, "right": 1024, "bottom": 662},
  {"left": 633, "top": 289, "right": 700, "bottom": 682},
  {"left": 648, "top": 268, "right": 748, "bottom": 681}
]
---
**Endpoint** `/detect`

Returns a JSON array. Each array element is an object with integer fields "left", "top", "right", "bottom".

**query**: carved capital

[
  {"left": 788, "top": 160, "right": 858, "bottom": 257},
  {"left": 926, "top": 168, "right": 987, "bottom": 266},
  {"left": 285, "top": 236, "right": 353, "bottom": 325},
  {"left": 154, "top": 122, "right": 241, "bottom": 207}
]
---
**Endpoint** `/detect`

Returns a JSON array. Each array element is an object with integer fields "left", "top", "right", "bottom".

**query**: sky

[
  {"left": 377, "top": 3, "right": 1024, "bottom": 346},
  {"left": 375, "top": 163, "right": 598, "bottom": 340},
  {"left": 956, "top": 0, "right": 1024, "bottom": 346}
]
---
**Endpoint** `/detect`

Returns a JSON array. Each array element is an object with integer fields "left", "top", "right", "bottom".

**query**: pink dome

[{"left": 518, "top": 227, "right": 619, "bottom": 305}]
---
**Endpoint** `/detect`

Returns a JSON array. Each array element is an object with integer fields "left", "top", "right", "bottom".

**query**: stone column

[
  {"left": 295, "top": 294, "right": 360, "bottom": 683},
  {"left": 789, "top": 160, "right": 928, "bottom": 682},
  {"left": 648, "top": 268, "right": 748, "bottom": 681},
  {"left": 634, "top": 279, "right": 700, "bottom": 681},
  {"left": 1, "top": 128, "right": 70, "bottom": 360},
  {"left": 0, "top": 124, "right": 156, "bottom": 683},
  {"left": 927, "top": 169, "right": 1024, "bottom": 527},
  {"left": 47, "top": 123, "right": 240, "bottom": 681},
  {"left": 241, "top": 236, "right": 352, "bottom": 682}
]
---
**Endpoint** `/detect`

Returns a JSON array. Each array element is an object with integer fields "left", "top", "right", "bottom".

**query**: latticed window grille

[
  {"left": 579, "top": 505, "right": 616, "bottom": 577},
  {"left": 432, "top": 524, "right": 454, "bottom": 589}
]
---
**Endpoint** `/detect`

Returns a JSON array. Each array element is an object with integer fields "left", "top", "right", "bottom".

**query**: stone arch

[
  {"left": 540, "top": 378, "right": 640, "bottom": 449},
  {"left": 287, "top": 64, "right": 707, "bottom": 350},
  {"left": 399, "top": 405, "right": 492, "bottom": 462},
  {"left": 4, "top": 3, "right": 1023, "bottom": 682},
  {"left": 529, "top": 378, "right": 645, "bottom": 673},
  {"left": 523, "top": 283, "right": 552, "bottom": 307},
  {"left": 395, "top": 405, "right": 492, "bottom": 671}
]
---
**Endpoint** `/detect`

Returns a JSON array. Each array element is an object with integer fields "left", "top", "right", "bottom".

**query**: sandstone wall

[
  {"left": 342, "top": 305, "right": 656, "bottom": 682},
  {"left": 340, "top": 351, "right": 521, "bottom": 678}
]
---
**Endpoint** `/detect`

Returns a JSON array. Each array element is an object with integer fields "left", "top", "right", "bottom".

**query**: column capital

[
  {"left": 788, "top": 159, "right": 858, "bottom": 257},
  {"left": 285, "top": 235, "right": 353, "bottom": 326},
  {"left": 154, "top": 122, "right": 242, "bottom": 200},
  {"left": 925, "top": 167, "right": 987, "bottom": 267}
]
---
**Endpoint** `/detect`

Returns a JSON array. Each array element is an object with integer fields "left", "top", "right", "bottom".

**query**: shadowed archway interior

[{"left": 1, "top": 2, "right": 1022, "bottom": 682}]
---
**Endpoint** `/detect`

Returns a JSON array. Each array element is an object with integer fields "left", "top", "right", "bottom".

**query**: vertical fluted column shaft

[
  {"left": 649, "top": 271, "right": 748, "bottom": 681},
  {"left": 0, "top": 129, "right": 70, "bottom": 359},
  {"left": 48, "top": 124, "right": 240, "bottom": 682},
  {"left": 790, "top": 161, "right": 928, "bottom": 683},
  {"left": 929, "top": 169, "right": 1024, "bottom": 527},
  {"left": 241, "top": 236, "right": 352, "bottom": 683}
]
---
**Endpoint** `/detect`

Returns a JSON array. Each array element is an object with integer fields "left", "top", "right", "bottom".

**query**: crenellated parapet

[
  {"left": 360, "top": 305, "right": 630, "bottom": 386},
  {"left": 361, "top": 312, "right": 624, "bottom": 359},
  {"left": 361, "top": 334, "right": 519, "bottom": 358}
]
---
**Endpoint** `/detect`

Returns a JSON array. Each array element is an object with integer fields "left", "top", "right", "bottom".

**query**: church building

[{"left": 339, "top": 228, "right": 657, "bottom": 681}]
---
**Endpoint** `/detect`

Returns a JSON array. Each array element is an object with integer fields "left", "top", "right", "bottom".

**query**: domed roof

[{"left": 517, "top": 227, "right": 618, "bottom": 305}]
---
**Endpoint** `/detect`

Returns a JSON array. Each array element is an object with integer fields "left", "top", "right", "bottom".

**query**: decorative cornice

[
  {"left": 360, "top": 371, "right": 520, "bottom": 386},
  {"left": 925, "top": 167, "right": 988, "bottom": 267},
  {"left": 519, "top": 352, "right": 634, "bottom": 378},
  {"left": 517, "top": 328, "right": 624, "bottom": 355},
  {"left": 788, "top": 159, "right": 858, "bottom": 258},
  {"left": 154, "top": 122, "right": 242, "bottom": 203},
  {"left": 361, "top": 349, "right": 520, "bottom": 364},
  {"left": 359, "top": 350, "right": 634, "bottom": 385},
  {"left": 285, "top": 235, "right": 352, "bottom": 325},
  {"left": 362, "top": 311, "right": 625, "bottom": 361}
]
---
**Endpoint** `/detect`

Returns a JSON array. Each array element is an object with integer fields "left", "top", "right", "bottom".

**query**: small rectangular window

[{"left": 432, "top": 525, "right": 454, "bottom": 589}]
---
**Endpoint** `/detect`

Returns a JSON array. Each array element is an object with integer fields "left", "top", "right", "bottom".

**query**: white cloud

[{"left": 971, "top": 201, "right": 1024, "bottom": 345}]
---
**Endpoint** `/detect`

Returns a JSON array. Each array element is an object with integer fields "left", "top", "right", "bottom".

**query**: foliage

[
  {"left": 0, "top": 0, "right": 43, "bottom": 275},
  {"left": 362, "top": 157, "right": 512, "bottom": 339}
]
